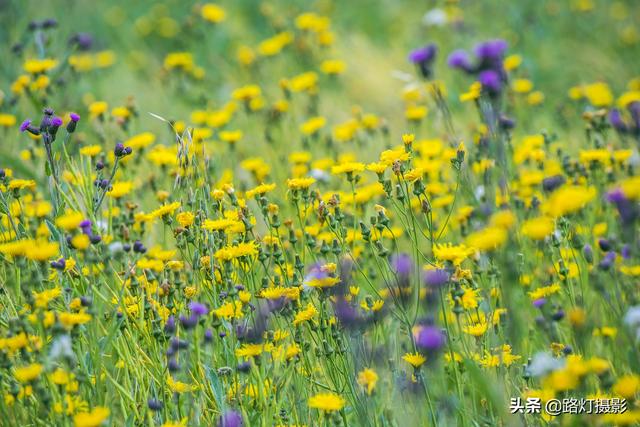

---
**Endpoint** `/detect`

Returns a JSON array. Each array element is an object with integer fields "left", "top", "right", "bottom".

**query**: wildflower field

[{"left": 1, "top": 0, "right": 640, "bottom": 425}]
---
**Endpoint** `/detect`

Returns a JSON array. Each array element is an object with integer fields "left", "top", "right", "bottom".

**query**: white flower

[
  {"left": 526, "top": 352, "right": 564, "bottom": 378},
  {"left": 422, "top": 9, "right": 448, "bottom": 27},
  {"left": 49, "top": 335, "right": 75, "bottom": 362},
  {"left": 624, "top": 306, "right": 640, "bottom": 328}
]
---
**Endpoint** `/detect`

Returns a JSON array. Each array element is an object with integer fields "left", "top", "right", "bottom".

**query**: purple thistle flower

[
  {"left": 20, "top": 119, "right": 32, "bottom": 132},
  {"left": 408, "top": 44, "right": 437, "bottom": 64},
  {"left": 622, "top": 244, "right": 631, "bottom": 260},
  {"left": 218, "top": 409, "right": 243, "bottom": 427},
  {"left": 423, "top": 268, "right": 449, "bottom": 288},
  {"left": 51, "top": 116, "right": 63, "bottom": 127},
  {"left": 447, "top": 49, "right": 472, "bottom": 72},
  {"left": 414, "top": 325, "right": 445, "bottom": 352},
  {"left": 474, "top": 39, "right": 508, "bottom": 61},
  {"left": 164, "top": 316, "right": 176, "bottom": 334},
  {"left": 189, "top": 301, "right": 209, "bottom": 317},
  {"left": 598, "top": 251, "right": 616, "bottom": 271},
  {"left": 478, "top": 69, "right": 502, "bottom": 94},
  {"left": 609, "top": 108, "right": 627, "bottom": 133},
  {"left": 532, "top": 298, "right": 546, "bottom": 308},
  {"left": 606, "top": 188, "right": 639, "bottom": 227},
  {"left": 408, "top": 44, "right": 438, "bottom": 79},
  {"left": 390, "top": 253, "right": 413, "bottom": 278},
  {"left": 70, "top": 112, "right": 80, "bottom": 122}
]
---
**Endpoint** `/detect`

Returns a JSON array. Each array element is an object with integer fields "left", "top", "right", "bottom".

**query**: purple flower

[
  {"left": 583, "top": 244, "right": 593, "bottom": 264},
  {"left": 408, "top": 44, "right": 437, "bottom": 64},
  {"left": 478, "top": 69, "right": 502, "bottom": 94},
  {"left": 607, "top": 188, "right": 639, "bottom": 227},
  {"left": 391, "top": 253, "right": 413, "bottom": 278},
  {"left": 333, "top": 298, "right": 363, "bottom": 329},
  {"left": 447, "top": 49, "right": 472, "bottom": 72},
  {"left": 474, "top": 39, "right": 508, "bottom": 61},
  {"left": 20, "top": 119, "right": 32, "bottom": 132},
  {"left": 532, "top": 298, "right": 546, "bottom": 308},
  {"left": 542, "top": 175, "right": 565, "bottom": 192},
  {"left": 599, "top": 251, "right": 616, "bottom": 271},
  {"left": 423, "top": 268, "right": 449, "bottom": 288},
  {"left": 622, "top": 244, "right": 631, "bottom": 259},
  {"left": 189, "top": 301, "right": 209, "bottom": 317},
  {"left": 51, "top": 116, "right": 63, "bottom": 127},
  {"left": 609, "top": 109, "right": 627, "bottom": 133},
  {"left": 164, "top": 316, "right": 176, "bottom": 334},
  {"left": 70, "top": 112, "right": 80, "bottom": 122},
  {"left": 409, "top": 44, "right": 438, "bottom": 79},
  {"left": 415, "top": 325, "right": 445, "bottom": 352},
  {"left": 218, "top": 410, "right": 243, "bottom": 427}
]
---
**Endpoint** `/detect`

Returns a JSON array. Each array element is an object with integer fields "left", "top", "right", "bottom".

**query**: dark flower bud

[
  {"left": 583, "top": 244, "right": 593, "bottom": 264},
  {"left": 237, "top": 361, "right": 252, "bottom": 373},
  {"left": 42, "top": 18, "right": 58, "bottom": 29},
  {"left": 167, "top": 358, "right": 180, "bottom": 373},
  {"left": 90, "top": 234, "right": 102, "bottom": 244},
  {"left": 542, "top": 175, "right": 565, "bottom": 192},
  {"left": 204, "top": 329, "right": 214, "bottom": 342},
  {"left": 597, "top": 238, "right": 611, "bottom": 252},
  {"left": 96, "top": 160, "right": 105, "bottom": 171},
  {"left": 147, "top": 399, "right": 163, "bottom": 411},
  {"left": 164, "top": 316, "right": 176, "bottom": 334},
  {"left": 114, "top": 143, "right": 125, "bottom": 157},
  {"left": 552, "top": 310, "right": 565, "bottom": 322}
]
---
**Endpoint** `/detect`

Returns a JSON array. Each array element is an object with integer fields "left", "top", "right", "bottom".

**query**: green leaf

[{"left": 206, "top": 365, "right": 225, "bottom": 411}]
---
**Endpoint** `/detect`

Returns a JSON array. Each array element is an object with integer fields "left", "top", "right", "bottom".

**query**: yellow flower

[
  {"left": 308, "top": 392, "right": 346, "bottom": 412},
  {"left": 300, "top": 116, "right": 326, "bottom": 135},
  {"left": 403, "top": 352, "right": 426, "bottom": 368},
  {"left": 23, "top": 58, "right": 58, "bottom": 74},
  {"left": 0, "top": 114, "right": 17, "bottom": 127},
  {"left": 463, "top": 321, "right": 489, "bottom": 337},
  {"left": 246, "top": 183, "right": 276, "bottom": 198},
  {"left": 331, "top": 162, "right": 365, "bottom": 175},
  {"left": 33, "top": 287, "right": 61, "bottom": 309},
  {"left": 465, "top": 227, "right": 507, "bottom": 251},
  {"left": 293, "top": 303, "right": 318, "bottom": 326},
  {"left": 73, "top": 407, "right": 110, "bottom": 427},
  {"left": 59, "top": 311, "right": 92, "bottom": 329},
  {"left": 56, "top": 211, "right": 84, "bottom": 231},
  {"left": 176, "top": 211, "right": 195, "bottom": 227},
  {"left": 542, "top": 186, "right": 596, "bottom": 218},
  {"left": 236, "top": 343, "right": 265, "bottom": 358},
  {"left": 583, "top": 82, "right": 613, "bottom": 107},
  {"left": 71, "top": 234, "right": 90, "bottom": 250},
  {"left": 521, "top": 216, "right": 554, "bottom": 240},
  {"left": 14, "top": 363, "right": 43, "bottom": 383},
  {"left": 287, "top": 177, "right": 316, "bottom": 190},
  {"left": 125, "top": 132, "right": 155, "bottom": 149},
  {"left": 512, "top": 78, "right": 533, "bottom": 93},
  {"left": 320, "top": 59, "right": 346, "bottom": 75},
  {"left": 357, "top": 368, "right": 379, "bottom": 395},
  {"left": 167, "top": 376, "right": 196, "bottom": 393},
  {"left": 214, "top": 242, "right": 258, "bottom": 261},
  {"left": 433, "top": 243, "right": 473, "bottom": 265},
  {"left": 528, "top": 283, "right": 561, "bottom": 300},
  {"left": 613, "top": 375, "right": 640, "bottom": 399},
  {"left": 201, "top": 3, "right": 226, "bottom": 23}
]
